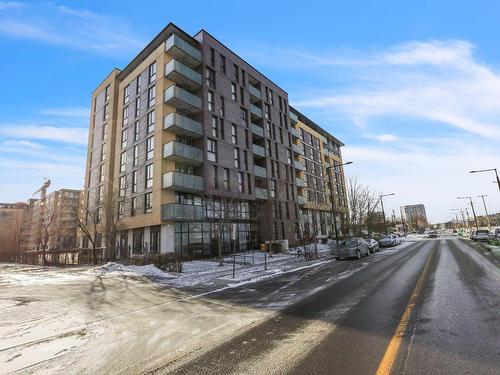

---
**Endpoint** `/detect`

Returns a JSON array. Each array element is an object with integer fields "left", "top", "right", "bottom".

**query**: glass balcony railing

[
  {"left": 291, "top": 127, "right": 300, "bottom": 139},
  {"left": 255, "top": 187, "right": 268, "bottom": 200},
  {"left": 251, "top": 123, "right": 264, "bottom": 138},
  {"left": 165, "top": 59, "right": 202, "bottom": 89},
  {"left": 294, "top": 160, "right": 306, "bottom": 171},
  {"left": 254, "top": 165, "right": 267, "bottom": 178},
  {"left": 163, "top": 141, "right": 203, "bottom": 165},
  {"left": 164, "top": 85, "right": 202, "bottom": 114},
  {"left": 295, "top": 178, "right": 306, "bottom": 188},
  {"left": 165, "top": 34, "right": 202, "bottom": 68},
  {"left": 252, "top": 144, "right": 265, "bottom": 158},
  {"left": 250, "top": 104, "right": 263, "bottom": 118},
  {"left": 292, "top": 143, "right": 302, "bottom": 154},
  {"left": 297, "top": 195, "right": 307, "bottom": 205},
  {"left": 249, "top": 84, "right": 261, "bottom": 99},
  {"left": 322, "top": 147, "right": 330, "bottom": 156},
  {"left": 162, "top": 203, "right": 205, "bottom": 221},
  {"left": 162, "top": 171, "right": 204, "bottom": 192},
  {"left": 163, "top": 113, "right": 203, "bottom": 138},
  {"left": 290, "top": 111, "right": 298, "bottom": 124}
]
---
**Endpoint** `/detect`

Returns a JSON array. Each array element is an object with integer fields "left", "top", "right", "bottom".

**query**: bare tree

[
  {"left": 39, "top": 204, "right": 56, "bottom": 266},
  {"left": 346, "top": 177, "right": 379, "bottom": 236},
  {"left": 103, "top": 190, "right": 124, "bottom": 261},
  {"left": 72, "top": 192, "right": 101, "bottom": 265}
]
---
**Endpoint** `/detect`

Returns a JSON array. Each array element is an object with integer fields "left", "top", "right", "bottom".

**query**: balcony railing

[
  {"left": 162, "top": 203, "right": 205, "bottom": 221},
  {"left": 291, "top": 127, "right": 300, "bottom": 139},
  {"left": 254, "top": 165, "right": 267, "bottom": 178},
  {"left": 163, "top": 141, "right": 203, "bottom": 165},
  {"left": 165, "top": 59, "right": 202, "bottom": 90},
  {"left": 292, "top": 143, "right": 302, "bottom": 155},
  {"left": 322, "top": 147, "right": 330, "bottom": 156},
  {"left": 165, "top": 34, "right": 202, "bottom": 68},
  {"left": 252, "top": 144, "right": 265, "bottom": 158},
  {"left": 251, "top": 123, "right": 264, "bottom": 138},
  {"left": 295, "top": 177, "right": 307, "bottom": 188},
  {"left": 162, "top": 171, "right": 203, "bottom": 193},
  {"left": 163, "top": 113, "right": 203, "bottom": 138},
  {"left": 297, "top": 195, "right": 307, "bottom": 205},
  {"left": 294, "top": 160, "right": 306, "bottom": 171},
  {"left": 290, "top": 111, "right": 298, "bottom": 124},
  {"left": 164, "top": 85, "right": 202, "bottom": 114},
  {"left": 255, "top": 187, "right": 268, "bottom": 200},
  {"left": 250, "top": 104, "right": 263, "bottom": 118},
  {"left": 249, "top": 84, "right": 261, "bottom": 99}
]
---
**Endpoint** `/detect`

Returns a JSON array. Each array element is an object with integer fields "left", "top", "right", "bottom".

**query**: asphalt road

[{"left": 165, "top": 238, "right": 500, "bottom": 375}]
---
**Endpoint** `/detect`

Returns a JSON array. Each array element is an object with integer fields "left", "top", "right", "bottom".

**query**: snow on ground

[{"left": 89, "top": 262, "right": 175, "bottom": 279}]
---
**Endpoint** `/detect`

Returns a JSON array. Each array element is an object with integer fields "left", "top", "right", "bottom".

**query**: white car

[{"left": 471, "top": 229, "right": 490, "bottom": 241}]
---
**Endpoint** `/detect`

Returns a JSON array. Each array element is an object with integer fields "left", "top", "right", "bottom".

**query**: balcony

[
  {"left": 250, "top": 104, "right": 263, "bottom": 119},
  {"left": 164, "top": 85, "right": 202, "bottom": 114},
  {"left": 291, "top": 127, "right": 300, "bottom": 139},
  {"left": 292, "top": 143, "right": 302, "bottom": 155},
  {"left": 294, "top": 160, "right": 306, "bottom": 171},
  {"left": 163, "top": 113, "right": 203, "bottom": 139},
  {"left": 255, "top": 187, "right": 268, "bottom": 200},
  {"left": 254, "top": 165, "right": 267, "bottom": 178},
  {"left": 249, "top": 85, "right": 261, "bottom": 100},
  {"left": 163, "top": 141, "right": 203, "bottom": 165},
  {"left": 162, "top": 171, "right": 204, "bottom": 193},
  {"left": 252, "top": 144, "right": 265, "bottom": 158},
  {"left": 297, "top": 195, "right": 307, "bottom": 205},
  {"left": 290, "top": 111, "right": 298, "bottom": 124},
  {"left": 295, "top": 178, "right": 306, "bottom": 188},
  {"left": 165, "top": 34, "right": 202, "bottom": 68},
  {"left": 322, "top": 147, "right": 330, "bottom": 157},
  {"left": 162, "top": 203, "right": 205, "bottom": 221},
  {"left": 251, "top": 123, "right": 264, "bottom": 138},
  {"left": 165, "top": 59, "right": 202, "bottom": 91}
]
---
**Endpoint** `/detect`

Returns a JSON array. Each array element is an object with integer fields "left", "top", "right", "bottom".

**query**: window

[
  {"left": 238, "top": 172, "right": 244, "bottom": 193},
  {"left": 220, "top": 54, "right": 226, "bottom": 73},
  {"left": 210, "top": 47, "right": 215, "bottom": 66},
  {"left": 103, "top": 104, "right": 109, "bottom": 121},
  {"left": 119, "top": 176, "right": 125, "bottom": 196},
  {"left": 231, "top": 124, "right": 237, "bottom": 144},
  {"left": 134, "top": 122, "right": 139, "bottom": 141},
  {"left": 240, "top": 87, "right": 244, "bottom": 104},
  {"left": 145, "top": 192, "right": 152, "bottom": 213},
  {"left": 265, "top": 103, "right": 271, "bottom": 119},
  {"left": 98, "top": 185, "right": 103, "bottom": 202},
  {"left": 131, "top": 197, "right": 137, "bottom": 216},
  {"left": 145, "top": 164, "right": 153, "bottom": 188},
  {"left": 270, "top": 180, "right": 276, "bottom": 198},
  {"left": 149, "top": 62, "right": 156, "bottom": 83},
  {"left": 132, "top": 170, "right": 138, "bottom": 193},
  {"left": 102, "top": 123, "right": 108, "bottom": 140},
  {"left": 99, "top": 164, "right": 105, "bottom": 182},
  {"left": 287, "top": 149, "right": 292, "bottom": 164},
  {"left": 135, "top": 97, "right": 141, "bottom": 117},
  {"left": 234, "top": 148, "right": 240, "bottom": 168},
  {"left": 207, "top": 91, "right": 214, "bottom": 112},
  {"left": 136, "top": 75, "right": 142, "bottom": 94},
  {"left": 269, "top": 89, "right": 274, "bottom": 105},
  {"left": 121, "top": 129, "right": 127, "bottom": 149},
  {"left": 231, "top": 83, "right": 237, "bottom": 100},
  {"left": 247, "top": 173, "right": 252, "bottom": 194},
  {"left": 101, "top": 143, "right": 106, "bottom": 161},
  {"left": 123, "top": 106, "right": 129, "bottom": 125},
  {"left": 244, "top": 150, "right": 248, "bottom": 170},
  {"left": 266, "top": 121, "right": 272, "bottom": 138},
  {"left": 120, "top": 151, "right": 126, "bottom": 172},
  {"left": 240, "top": 108, "right": 247, "bottom": 126},
  {"left": 213, "top": 165, "right": 218, "bottom": 188},
  {"left": 207, "top": 139, "right": 217, "bottom": 162},
  {"left": 147, "top": 111, "right": 155, "bottom": 133},
  {"left": 146, "top": 136, "right": 154, "bottom": 160},
  {"left": 133, "top": 145, "right": 139, "bottom": 166},
  {"left": 211, "top": 116, "right": 218, "bottom": 137},
  {"left": 220, "top": 119, "right": 225, "bottom": 140},
  {"left": 148, "top": 86, "right": 156, "bottom": 108},
  {"left": 124, "top": 85, "right": 130, "bottom": 104},
  {"left": 105, "top": 85, "right": 110, "bottom": 102},
  {"left": 223, "top": 168, "right": 230, "bottom": 190},
  {"left": 205, "top": 67, "right": 215, "bottom": 88},
  {"left": 97, "top": 207, "right": 102, "bottom": 223},
  {"left": 220, "top": 96, "right": 225, "bottom": 117},
  {"left": 233, "top": 63, "right": 239, "bottom": 82},
  {"left": 118, "top": 201, "right": 124, "bottom": 218}
]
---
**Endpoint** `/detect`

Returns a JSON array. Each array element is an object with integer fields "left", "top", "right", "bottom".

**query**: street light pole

[
  {"left": 400, "top": 206, "right": 406, "bottom": 236},
  {"left": 326, "top": 161, "right": 353, "bottom": 244},
  {"left": 380, "top": 193, "right": 395, "bottom": 235},
  {"left": 477, "top": 194, "right": 491, "bottom": 229},
  {"left": 469, "top": 168, "right": 500, "bottom": 193},
  {"left": 458, "top": 196, "right": 479, "bottom": 230}
]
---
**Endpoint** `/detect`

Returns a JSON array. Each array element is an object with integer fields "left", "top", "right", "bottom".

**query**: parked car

[
  {"left": 334, "top": 238, "right": 370, "bottom": 260},
  {"left": 365, "top": 238, "right": 379, "bottom": 253},
  {"left": 379, "top": 235, "right": 396, "bottom": 247},
  {"left": 392, "top": 234, "right": 402, "bottom": 245},
  {"left": 494, "top": 228, "right": 500, "bottom": 239},
  {"left": 428, "top": 231, "right": 438, "bottom": 238},
  {"left": 471, "top": 229, "right": 490, "bottom": 241}
]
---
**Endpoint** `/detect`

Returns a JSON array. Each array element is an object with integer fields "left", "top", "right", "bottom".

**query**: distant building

[
  {"left": 402, "top": 204, "right": 428, "bottom": 230},
  {"left": 0, "top": 200, "right": 36, "bottom": 258}
]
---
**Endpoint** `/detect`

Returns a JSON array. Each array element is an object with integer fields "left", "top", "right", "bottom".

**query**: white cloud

[
  {"left": 0, "top": 1, "right": 23, "bottom": 11},
  {"left": 0, "top": 139, "right": 44, "bottom": 149},
  {"left": 369, "top": 134, "right": 399, "bottom": 142},
  {"left": 0, "top": 3, "right": 145, "bottom": 56},
  {"left": 41, "top": 107, "right": 89, "bottom": 117},
  {"left": 0, "top": 124, "right": 88, "bottom": 145}
]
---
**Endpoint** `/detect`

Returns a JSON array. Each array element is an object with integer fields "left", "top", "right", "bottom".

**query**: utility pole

[
  {"left": 477, "top": 194, "right": 491, "bottom": 229},
  {"left": 464, "top": 207, "right": 471, "bottom": 228},
  {"left": 458, "top": 196, "right": 478, "bottom": 230},
  {"left": 400, "top": 206, "right": 406, "bottom": 236},
  {"left": 379, "top": 193, "right": 395, "bottom": 235},
  {"left": 469, "top": 168, "right": 500, "bottom": 193}
]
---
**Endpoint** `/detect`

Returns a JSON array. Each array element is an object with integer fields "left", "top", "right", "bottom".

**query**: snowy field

[{"left": 0, "top": 237, "right": 419, "bottom": 374}]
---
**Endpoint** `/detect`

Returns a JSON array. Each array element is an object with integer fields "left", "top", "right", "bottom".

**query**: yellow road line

[{"left": 374, "top": 248, "right": 434, "bottom": 375}]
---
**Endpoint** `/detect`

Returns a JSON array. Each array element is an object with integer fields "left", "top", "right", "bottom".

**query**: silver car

[
  {"left": 334, "top": 238, "right": 370, "bottom": 260},
  {"left": 471, "top": 229, "right": 490, "bottom": 241},
  {"left": 379, "top": 235, "right": 395, "bottom": 247},
  {"left": 365, "top": 239, "right": 379, "bottom": 253}
]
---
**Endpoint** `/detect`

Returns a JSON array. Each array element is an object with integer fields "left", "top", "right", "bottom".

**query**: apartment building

[
  {"left": 290, "top": 110, "right": 347, "bottom": 238},
  {"left": 84, "top": 23, "right": 347, "bottom": 259},
  {"left": 402, "top": 204, "right": 428, "bottom": 230}
]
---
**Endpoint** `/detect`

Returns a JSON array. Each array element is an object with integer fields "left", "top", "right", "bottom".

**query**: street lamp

[
  {"left": 451, "top": 208, "right": 466, "bottom": 227},
  {"left": 326, "top": 161, "right": 353, "bottom": 244},
  {"left": 380, "top": 193, "right": 396, "bottom": 235},
  {"left": 477, "top": 194, "right": 491, "bottom": 229},
  {"left": 457, "top": 196, "right": 479, "bottom": 230},
  {"left": 469, "top": 168, "right": 500, "bottom": 193}
]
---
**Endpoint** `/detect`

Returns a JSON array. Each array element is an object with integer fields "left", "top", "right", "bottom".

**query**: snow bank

[{"left": 89, "top": 262, "right": 172, "bottom": 279}]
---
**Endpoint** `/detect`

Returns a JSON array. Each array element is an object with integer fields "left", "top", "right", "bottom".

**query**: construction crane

[{"left": 33, "top": 178, "right": 51, "bottom": 250}]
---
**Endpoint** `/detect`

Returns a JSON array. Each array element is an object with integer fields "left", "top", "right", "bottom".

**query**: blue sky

[{"left": 1, "top": 0, "right": 500, "bottom": 223}]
